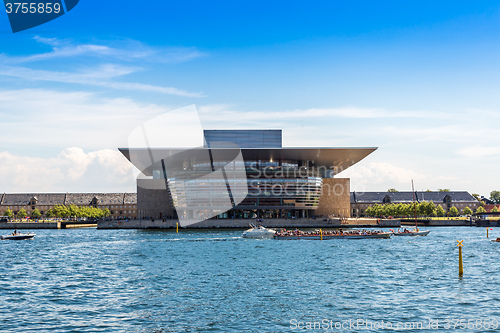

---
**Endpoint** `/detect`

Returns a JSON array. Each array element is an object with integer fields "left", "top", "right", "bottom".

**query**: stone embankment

[
  {"left": 97, "top": 218, "right": 401, "bottom": 229},
  {"left": 0, "top": 221, "right": 98, "bottom": 229}
]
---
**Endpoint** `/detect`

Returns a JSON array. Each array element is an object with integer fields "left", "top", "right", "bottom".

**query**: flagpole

[{"left": 412, "top": 179, "right": 418, "bottom": 231}]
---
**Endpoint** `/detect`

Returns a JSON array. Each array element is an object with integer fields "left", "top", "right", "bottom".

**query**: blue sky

[{"left": 0, "top": 1, "right": 499, "bottom": 196}]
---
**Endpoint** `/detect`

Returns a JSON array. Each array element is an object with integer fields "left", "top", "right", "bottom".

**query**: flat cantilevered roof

[{"left": 119, "top": 147, "right": 377, "bottom": 176}]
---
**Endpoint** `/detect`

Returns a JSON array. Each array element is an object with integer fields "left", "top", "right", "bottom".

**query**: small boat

[
  {"left": 393, "top": 229, "right": 430, "bottom": 237},
  {"left": 393, "top": 180, "right": 430, "bottom": 237},
  {"left": 1, "top": 232, "right": 36, "bottom": 240},
  {"left": 242, "top": 225, "right": 276, "bottom": 239}
]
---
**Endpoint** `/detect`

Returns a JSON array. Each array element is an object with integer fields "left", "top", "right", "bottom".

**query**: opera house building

[{"left": 120, "top": 130, "right": 375, "bottom": 225}]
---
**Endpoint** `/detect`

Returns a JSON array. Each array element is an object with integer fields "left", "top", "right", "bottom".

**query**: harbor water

[{"left": 1, "top": 227, "right": 500, "bottom": 332}]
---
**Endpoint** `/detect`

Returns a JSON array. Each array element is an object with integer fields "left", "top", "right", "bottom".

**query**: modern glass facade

[
  {"left": 120, "top": 129, "right": 376, "bottom": 221},
  {"left": 204, "top": 129, "right": 282, "bottom": 148},
  {"left": 151, "top": 157, "right": 323, "bottom": 219}
]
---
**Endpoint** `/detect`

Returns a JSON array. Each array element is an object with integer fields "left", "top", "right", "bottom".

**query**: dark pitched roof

[
  {"left": 1, "top": 193, "right": 66, "bottom": 205},
  {"left": 481, "top": 197, "right": 495, "bottom": 205},
  {"left": 1, "top": 193, "right": 137, "bottom": 205},
  {"left": 350, "top": 191, "right": 476, "bottom": 204},
  {"left": 124, "top": 193, "right": 137, "bottom": 204},
  {"left": 65, "top": 193, "right": 126, "bottom": 205}
]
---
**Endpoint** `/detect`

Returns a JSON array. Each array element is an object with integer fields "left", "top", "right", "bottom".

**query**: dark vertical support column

[
  {"left": 208, "top": 148, "right": 235, "bottom": 208},
  {"left": 160, "top": 159, "right": 173, "bottom": 220}
]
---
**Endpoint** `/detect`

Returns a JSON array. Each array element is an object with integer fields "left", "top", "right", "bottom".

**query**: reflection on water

[{"left": 1, "top": 227, "right": 500, "bottom": 332}]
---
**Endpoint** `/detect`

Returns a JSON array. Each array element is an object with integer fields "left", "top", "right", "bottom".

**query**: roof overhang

[{"left": 119, "top": 147, "right": 377, "bottom": 176}]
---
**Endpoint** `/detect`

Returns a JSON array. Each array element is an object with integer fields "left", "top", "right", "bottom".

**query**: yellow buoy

[
  {"left": 320, "top": 229, "right": 323, "bottom": 241},
  {"left": 176, "top": 222, "right": 178, "bottom": 233},
  {"left": 457, "top": 240, "right": 464, "bottom": 277}
]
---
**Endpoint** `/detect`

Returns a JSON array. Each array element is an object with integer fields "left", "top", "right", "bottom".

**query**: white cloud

[
  {"left": 198, "top": 105, "right": 456, "bottom": 125},
  {"left": 0, "top": 64, "right": 204, "bottom": 97},
  {"left": 0, "top": 93, "right": 498, "bottom": 194},
  {"left": 0, "top": 148, "right": 136, "bottom": 192},
  {"left": 1, "top": 36, "right": 207, "bottom": 64},
  {"left": 0, "top": 89, "right": 215, "bottom": 153},
  {"left": 0, "top": 89, "right": 172, "bottom": 151},
  {"left": 339, "top": 162, "right": 427, "bottom": 193},
  {"left": 456, "top": 145, "right": 500, "bottom": 158},
  {"left": 0, "top": 37, "right": 206, "bottom": 97}
]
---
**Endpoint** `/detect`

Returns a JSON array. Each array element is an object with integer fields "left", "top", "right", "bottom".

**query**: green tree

[
  {"left": 477, "top": 206, "right": 487, "bottom": 214},
  {"left": 68, "top": 205, "right": 79, "bottom": 218},
  {"left": 415, "top": 202, "right": 423, "bottom": 216},
  {"left": 4, "top": 208, "right": 13, "bottom": 218},
  {"left": 372, "top": 204, "right": 383, "bottom": 217},
  {"left": 395, "top": 203, "right": 406, "bottom": 217},
  {"left": 419, "top": 201, "right": 436, "bottom": 216},
  {"left": 490, "top": 191, "right": 500, "bottom": 204},
  {"left": 480, "top": 200, "right": 485, "bottom": 207},
  {"left": 404, "top": 204, "right": 415, "bottom": 216},
  {"left": 463, "top": 207, "right": 473, "bottom": 215},
  {"left": 48, "top": 205, "right": 70, "bottom": 218},
  {"left": 438, "top": 189, "right": 450, "bottom": 192},
  {"left": 31, "top": 208, "right": 42, "bottom": 219},
  {"left": 17, "top": 208, "right": 27, "bottom": 219},
  {"left": 44, "top": 205, "right": 110, "bottom": 220},
  {"left": 436, "top": 205, "right": 445, "bottom": 217},
  {"left": 428, "top": 201, "right": 437, "bottom": 216},
  {"left": 425, "top": 189, "right": 433, "bottom": 192},
  {"left": 387, "top": 188, "right": 398, "bottom": 193},
  {"left": 472, "top": 193, "right": 481, "bottom": 201},
  {"left": 492, "top": 206, "right": 499, "bottom": 213},
  {"left": 449, "top": 206, "right": 459, "bottom": 217},
  {"left": 385, "top": 203, "right": 396, "bottom": 216}
]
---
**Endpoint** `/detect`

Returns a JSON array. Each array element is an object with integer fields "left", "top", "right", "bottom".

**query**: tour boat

[
  {"left": 242, "top": 225, "right": 276, "bottom": 239},
  {"left": 274, "top": 230, "right": 392, "bottom": 240},
  {"left": 1, "top": 233, "right": 36, "bottom": 240}
]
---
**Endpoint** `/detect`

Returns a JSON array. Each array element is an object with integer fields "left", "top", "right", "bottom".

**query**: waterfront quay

[
  {"left": 400, "top": 217, "right": 475, "bottom": 227},
  {"left": 96, "top": 218, "right": 400, "bottom": 229},
  {"left": 0, "top": 217, "right": 481, "bottom": 229},
  {"left": 0, "top": 221, "right": 97, "bottom": 229}
]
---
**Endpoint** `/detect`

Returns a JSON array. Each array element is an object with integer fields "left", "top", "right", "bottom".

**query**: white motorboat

[
  {"left": 242, "top": 225, "right": 275, "bottom": 239},
  {"left": 1, "top": 232, "right": 36, "bottom": 240}
]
